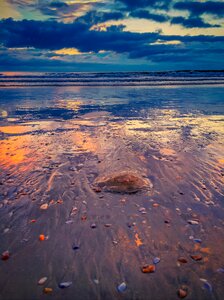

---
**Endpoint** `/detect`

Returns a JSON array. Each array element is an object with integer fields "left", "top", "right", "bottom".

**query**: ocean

[{"left": 0, "top": 70, "right": 224, "bottom": 86}]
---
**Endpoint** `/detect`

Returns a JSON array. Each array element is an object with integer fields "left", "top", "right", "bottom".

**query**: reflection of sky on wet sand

[{"left": 0, "top": 135, "right": 36, "bottom": 171}]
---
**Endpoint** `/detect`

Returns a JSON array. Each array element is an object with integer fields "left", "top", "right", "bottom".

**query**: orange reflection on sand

[
  {"left": 218, "top": 159, "right": 224, "bottom": 165},
  {"left": 57, "top": 99, "right": 82, "bottom": 112},
  {"left": 160, "top": 148, "right": 176, "bottom": 156},
  {"left": 0, "top": 125, "right": 33, "bottom": 134},
  {"left": 0, "top": 135, "right": 35, "bottom": 170},
  {"left": 70, "top": 130, "right": 97, "bottom": 153}
]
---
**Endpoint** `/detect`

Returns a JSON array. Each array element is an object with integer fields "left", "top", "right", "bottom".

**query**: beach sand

[{"left": 0, "top": 86, "right": 224, "bottom": 300}]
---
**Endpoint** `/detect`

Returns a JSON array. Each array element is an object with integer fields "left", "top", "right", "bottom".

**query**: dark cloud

[
  {"left": 0, "top": 18, "right": 159, "bottom": 52},
  {"left": 76, "top": 11, "right": 124, "bottom": 25},
  {"left": 130, "top": 10, "right": 168, "bottom": 22},
  {"left": 0, "top": 18, "right": 223, "bottom": 70},
  {"left": 171, "top": 16, "right": 220, "bottom": 28},
  {"left": 117, "top": 0, "right": 169, "bottom": 9},
  {"left": 106, "top": 25, "right": 126, "bottom": 32},
  {"left": 174, "top": 1, "right": 224, "bottom": 17}
]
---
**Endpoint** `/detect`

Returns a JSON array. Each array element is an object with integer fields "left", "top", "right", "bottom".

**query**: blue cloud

[
  {"left": 0, "top": 18, "right": 223, "bottom": 66},
  {"left": 117, "top": 0, "right": 169, "bottom": 9},
  {"left": 130, "top": 10, "right": 169, "bottom": 22},
  {"left": 174, "top": 1, "right": 224, "bottom": 17},
  {"left": 171, "top": 16, "right": 220, "bottom": 28},
  {"left": 76, "top": 11, "right": 125, "bottom": 25}
]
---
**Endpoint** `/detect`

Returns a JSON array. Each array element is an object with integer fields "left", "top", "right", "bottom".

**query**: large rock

[{"left": 94, "top": 171, "right": 152, "bottom": 194}]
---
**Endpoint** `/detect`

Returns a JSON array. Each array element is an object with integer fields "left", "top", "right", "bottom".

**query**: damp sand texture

[{"left": 0, "top": 84, "right": 224, "bottom": 300}]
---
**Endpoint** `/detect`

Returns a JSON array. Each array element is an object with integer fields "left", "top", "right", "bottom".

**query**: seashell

[
  {"left": 38, "top": 277, "right": 48, "bottom": 285},
  {"left": 93, "top": 279, "right": 99, "bottom": 284},
  {"left": 178, "top": 257, "right": 188, "bottom": 263},
  {"left": 153, "top": 257, "right": 160, "bottom": 264},
  {"left": 65, "top": 220, "right": 74, "bottom": 224},
  {"left": 43, "top": 287, "right": 53, "bottom": 294},
  {"left": 188, "top": 220, "right": 199, "bottom": 225},
  {"left": 200, "top": 278, "right": 212, "bottom": 292},
  {"left": 39, "top": 234, "right": 45, "bottom": 241},
  {"left": 177, "top": 288, "right": 187, "bottom": 298},
  {"left": 141, "top": 265, "right": 155, "bottom": 273},
  {"left": 139, "top": 207, "right": 146, "bottom": 213},
  {"left": 194, "top": 238, "right": 202, "bottom": 243},
  {"left": 58, "top": 282, "right": 72, "bottom": 289},
  {"left": 1, "top": 250, "right": 10, "bottom": 260},
  {"left": 190, "top": 255, "right": 202, "bottom": 261},
  {"left": 72, "top": 245, "right": 80, "bottom": 250},
  {"left": 117, "top": 282, "right": 127, "bottom": 292},
  {"left": 40, "top": 203, "right": 48, "bottom": 210}
]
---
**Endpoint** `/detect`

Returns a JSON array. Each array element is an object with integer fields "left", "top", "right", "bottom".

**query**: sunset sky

[{"left": 0, "top": 0, "right": 224, "bottom": 71}]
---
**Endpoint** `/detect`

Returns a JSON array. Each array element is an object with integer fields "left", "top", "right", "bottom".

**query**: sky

[{"left": 0, "top": 0, "right": 223, "bottom": 72}]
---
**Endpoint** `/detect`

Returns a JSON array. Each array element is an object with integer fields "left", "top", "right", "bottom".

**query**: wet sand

[{"left": 0, "top": 86, "right": 224, "bottom": 300}]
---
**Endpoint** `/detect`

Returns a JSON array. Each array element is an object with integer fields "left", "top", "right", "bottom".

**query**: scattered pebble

[
  {"left": 81, "top": 215, "right": 87, "bottom": 221},
  {"left": 3, "top": 228, "right": 10, "bottom": 233},
  {"left": 58, "top": 282, "right": 72, "bottom": 289},
  {"left": 194, "top": 238, "right": 202, "bottom": 243},
  {"left": 104, "top": 223, "right": 112, "bottom": 227},
  {"left": 72, "top": 245, "right": 80, "bottom": 250},
  {"left": 139, "top": 207, "right": 146, "bottom": 214},
  {"left": 49, "top": 200, "right": 55, "bottom": 205},
  {"left": 216, "top": 268, "right": 224, "bottom": 273},
  {"left": 93, "top": 279, "right": 99, "bottom": 285},
  {"left": 39, "top": 234, "right": 45, "bottom": 241},
  {"left": 57, "top": 199, "right": 63, "bottom": 204},
  {"left": 1, "top": 250, "right": 10, "bottom": 260},
  {"left": 141, "top": 265, "right": 155, "bottom": 273},
  {"left": 190, "top": 255, "right": 202, "bottom": 261},
  {"left": 65, "top": 220, "right": 74, "bottom": 224},
  {"left": 200, "top": 278, "right": 212, "bottom": 292},
  {"left": 70, "top": 206, "right": 77, "bottom": 216},
  {"left": 153, "top": 203, "right": 159, "bottom": 208},
  {"left": 22, "top": 238, "right": 29, "bottom": 242},
  {"left": 43, "top": 287, "right": 53, "bottom": 294},
  {"left": 188, "top": 220, "right": 199, "bottom": 225},
  {"left": 117, "top": 282, "right": 127, "bottom": 292},
  {"left": 153, "top": 257, "right": 160, "bottom": 264},
  {"left": 177, "top": 288, "right": 188, "bottom": 298},
  {"left": 92, "top": 187, "right": 102, "bottom": 193},
  {"left": 178, "top": 257, "right": 188, "bottom": 264},
  {"left": 91, "top": 223, "right": 97, "bottom": 229},
  {"left": 38, "top": 277, "right": 48, "bottom": 285},
  {"left": 40, "top": 203, "right": 48, "bottom": 210},
  {"left": 29, "top": 219, "right": 36, "bottom": 223}
]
